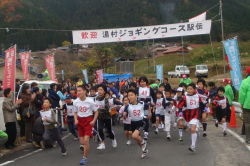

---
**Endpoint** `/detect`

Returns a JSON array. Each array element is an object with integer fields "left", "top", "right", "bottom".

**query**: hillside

[
  {"left": 133, "top": 41, "right": 250, "bottom": 79},
  {"left": 0, "top": 0, "right": 250, "bottom": 51}
]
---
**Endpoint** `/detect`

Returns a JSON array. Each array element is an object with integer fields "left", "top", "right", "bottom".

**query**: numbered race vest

[
  {"left": 95, "top": 97, "right": 105, "bottom": 109},
  {"left": 186, "top": 94, "right": 200, "bottom": 109},
  {"left": 155, "top": 98, "right": 164, "bottom": 115},
  {"left": 199, "top": 94, "right": 208, "bottom": 104},
  {"left": 128, "top": 102, "right": 145, "bottom": 121},
  {"left": 40, "top": 110, "right": 52, "bottom": 125},
  {"left": 108, "top": 98, "right": 115, "bottom": 109},
  {"left": 66, "top": 104, "right": 74, "bottom": 116},
  {"left": 165, "top": 99, "right": 173, "bottom": 112},
  {"left": 139, "top": 87, "right": 150, "bottom": 99},
  {"left": 217, "top": 97, "right": 227, "bottom": 109}
]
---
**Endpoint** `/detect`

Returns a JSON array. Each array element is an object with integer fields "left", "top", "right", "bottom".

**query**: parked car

[
  {"left": 168, "top": 65, "right": 190, "bottom": 78},
  {"left": 195, "top": 64, "right": 208, "bottom": 78}
]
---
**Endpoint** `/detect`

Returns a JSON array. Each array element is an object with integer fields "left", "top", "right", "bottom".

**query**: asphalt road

[{"left": 0, "top": 119, "right": 250, "bottom": 166}]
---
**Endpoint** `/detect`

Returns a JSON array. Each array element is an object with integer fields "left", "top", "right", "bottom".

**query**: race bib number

[
  {"left": 79, "top": 106, "right": 87, "bottom": 112},
  {"left": 133, "top": 110, "right": 141, "bottom": 116}
]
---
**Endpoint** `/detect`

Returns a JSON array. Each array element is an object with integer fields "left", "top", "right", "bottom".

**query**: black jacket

[
  {"left": 48, "top": 89, "right": 60, "bottom": 108},
  {"left": 32, "top": 117, "right": 45, "bottom": 136}
]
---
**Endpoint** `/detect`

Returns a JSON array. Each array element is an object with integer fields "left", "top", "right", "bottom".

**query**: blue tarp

[{"left": 103, "top": 73, "right": 133, "bottom": 82}]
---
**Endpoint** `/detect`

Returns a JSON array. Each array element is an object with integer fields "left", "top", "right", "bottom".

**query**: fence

[{"left": 115, "top": 61, "right": 134, "bottom": 73}]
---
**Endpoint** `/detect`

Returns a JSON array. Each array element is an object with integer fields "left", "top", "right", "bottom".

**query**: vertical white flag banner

[{"left": 189, "top": 12, "right": 207, "bottom": 22}]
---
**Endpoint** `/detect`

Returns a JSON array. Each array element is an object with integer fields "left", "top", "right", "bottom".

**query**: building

[
  {"left": 186, "top": 44, "right": 207, "bottom": 50},
  {"left": 114, "top": 57, "right": 134, "bottom": 73},
  {"left": 162, "top": 46, "right": 189, "bottom": 55}
]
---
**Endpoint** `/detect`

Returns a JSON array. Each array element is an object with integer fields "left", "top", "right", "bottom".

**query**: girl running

[
  {"left": 138, "top": 76, "right": 156, "bottom": 140},
  {"left": 178, "top": 83, "right": 204, "bottom": 152},
  {"left": 164, "top": 90, "right": 174, "bottom": 140},
  {"left": 119, "top": 96, "right": 132, "bottom": 145},
  {"left": 154, "top": 91, "right": 166, "bottom": 135}
]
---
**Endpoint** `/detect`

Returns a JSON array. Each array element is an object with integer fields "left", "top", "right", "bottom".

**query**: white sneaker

[
  {"left": 144, "top": 132, "right": 148, "bottom": 140},
  {"left": 166, "top": 134, "right": 171, "bottom": 140},
  {"left": 126, "top": 140, "right": 131, "bottom": 145},
  {"left": 112, "top": 139, "right": 117, "bottom": 147},
  {"left": 74, "top": 137, "right": 79, "bottom": 141},
  {"left": 97, "top": 143, "right": 105, "bottom": 149},
  {"left": 158, "top": 125, "right": 162, "bottom": 129}
]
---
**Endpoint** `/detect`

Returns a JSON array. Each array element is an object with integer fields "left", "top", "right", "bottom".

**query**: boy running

[
  {"left": 123, "top": 89, "right": 151, "bottom": 159},
  {"left": 74, "top": 85, "right": 99, "bottom": 165}
]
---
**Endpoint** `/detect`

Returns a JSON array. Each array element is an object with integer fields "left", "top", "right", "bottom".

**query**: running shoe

[
  {"left": 126, "top": 140, "right": 131, "bottom": 145},
  {"left": 188, "top": 146, "right": 195, "bottom": 152},
  {"left": 158, "top": 125, "right": 162, "bottom": 129},
  {"left": 144, "top": 132, "right": 148, "bottom": 140},
  {"left": 141, "top": 150, "right": 148, "bottom": 159},
  {"left": 166, "top": 135, "right": 171, "bottom": 140},
  {"left": 141, "top": 141, "right": 147, "bottom": 152},
  {"left": 74, "top": 137, "right": 79, "bottom": 141},
  {"left": 80, "top": 158, "right": 87, "bottom": 165},
  {"left": 179, "top": 137, "right": 183, "bottom": 141},
  {"left": 112, "top": 139, "right": 117, "bottom": 147},
  {"left": 223, "top": 131, "right": 227, "bottom": 136},
  {"left": 97, "top": 143, "right": 105, "bottom": 150},
  {"left": 62, "top": 150, "right": 67, "bottom": 156},
  {"left": 32, "top": 142, "right": 40, "bottom": 148},
  {"left": 203, "top": 131, "right": 207, "bottom": 137},
  {"left": 154, "top": 130, "right": 158, "bottom": 135},
  {"left": 39, "top": 141, "right": 45, "bottom": 149},
  {"left": 80, "top": 145, "right": 84, "bottom": 152}
]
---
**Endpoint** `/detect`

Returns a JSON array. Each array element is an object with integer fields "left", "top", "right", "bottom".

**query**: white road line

[
  {"left": 0, "top": 133, "right": 72, "bottom": 166},
  {"left": 220, "top": 125, "right": 250, "bottom": 151}
]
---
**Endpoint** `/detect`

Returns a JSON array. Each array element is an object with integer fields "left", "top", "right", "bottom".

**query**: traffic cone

[{"left": 227, "top": 106, "right": 240, "bottom": 127}]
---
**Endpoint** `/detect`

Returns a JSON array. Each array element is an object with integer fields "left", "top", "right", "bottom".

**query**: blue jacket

[{"left": 48, "top": 89, "right": 60, "bottom": 108}]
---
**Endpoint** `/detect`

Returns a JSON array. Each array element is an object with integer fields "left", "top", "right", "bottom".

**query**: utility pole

[{"left": 220, "top": 0, "right": 226, "bottom": 77}]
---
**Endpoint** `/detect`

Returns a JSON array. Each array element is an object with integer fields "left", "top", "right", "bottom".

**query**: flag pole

[{"left": 220, "top": 0, "right": 226, "bottom": 77}]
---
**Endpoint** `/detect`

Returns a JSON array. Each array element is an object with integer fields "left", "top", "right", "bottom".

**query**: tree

[{"left": 62, "top": 40, "right": 71, "bottom": 46}]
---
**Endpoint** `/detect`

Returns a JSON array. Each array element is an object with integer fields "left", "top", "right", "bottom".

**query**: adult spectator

[
  {"left": 0, "top": 130, "right": 8, "bottom": 156},
  {"left": 32, "top": 117, "right": 45, "bottom": 149},
  {"left": 48, "top": 83, "right": 60, "bottom": 108},
  {"left": 108, "top": 83, "right": 119, "bottom": 98},
  {"left": 33, "top": 87, "right": 43, "bottom": 117},
  {"left": 30, "top": 82, "right": 38, "bottom": 93},
  {"left": 77, "top": 78, "right": 83, "bottom": 87},
  {"left": 121, "top": 81, "right": 129, "bottom": 92},
  {"left": 115, "top": 78, "right": 120, "bottom": 91},
  {"left": 221, "top": 79, "right": 234, "bottom": 105},
  {"left": 180, "top": 74, "right": 192, "bottom": 85},
  {"left": 56, "top": 84, "right": 67, "bottom": 105},
  {"left": 3, "top": 88, "right": 22, "bottom": 149},
  {"left": 15, "top": 79, "right": 21, "bottom": 96},
  {"left": 19, "top": 84, "right": 36, "bottom": 143},
  {"left": 162, "top": 78, "right": 172, "bottom": 91},
  {"left": 239, "top": 67, "right": 250, "bottom": 144},
  {"left": 150, "top": 79, "right": 161, "bottom": 89}
]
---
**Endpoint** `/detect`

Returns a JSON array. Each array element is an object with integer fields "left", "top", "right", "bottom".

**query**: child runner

[
  {"left": 138, "top": 76, "right": 156, "bottom": 140},
  {"left": 213, "top": 86, "right": 230, "bottom": 136},
  {"left": 74, "top": 85, "right": 99, "bottom": 165},
  {"left": 40, "top": 97, "right": 67, "bottom": 156},
  {"left": 95, "top": 84, "right": 117, "bottom": 149},
  {"left": 158, "top": 84, "right": 166, "bottom": 98},
  {"left": 119, "top": 96, "right": 132, "bottom": 145},
  {"left": 173, "top": 87, "right": 186, "bottom": 140},
  {"left": 196, "top": 79, "right": 210, "bottom": 137},
  {"left": 88, "top": 87, "right": 97, "bottom": 101},
  {"left": 61, "top": 94, "right": 78, "bottom": 140},
  {"left": 154, "top": 91, "right": 166, "bottom": 135},
  {"left": 178, "top": 83, "right": 204, "bottom": 152},
  {"left": 164, "top": 90, "right": 174, "bottom": 140},
  {"left": 123, "top": 89, "right": 151, "bottom": 159}
]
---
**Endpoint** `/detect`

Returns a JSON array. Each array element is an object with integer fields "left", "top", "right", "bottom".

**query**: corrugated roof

[{"left": 162, "top": 46, "right": 188, "bottom": 54}]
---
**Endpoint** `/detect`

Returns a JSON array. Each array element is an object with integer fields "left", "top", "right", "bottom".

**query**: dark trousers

[
  {"left": 5, "top": 122, "right": 17, "bottom": 147},
  {"left": 67, "top": 118, "right": 78, "bottom": 138},
  {"left": 18, "top": 119, "right": 25, "bottom": 137},
  {"left": 151, "top": 112, "right": 156, "bottom": 124},
  {"left": 111, "top": 114, "right": 117, "bottom": 126},
  {"left": 243, "top": 109, "right": 250, "bottom": 142},
  {"left": 43, "top": 128, "right": 66, "bottom": 153},
  {"left": 97, "top": 119, "right": 115, "bottom": 141},
  {"left": 25, "top": 120, "right": 34, "bottom": 142}
]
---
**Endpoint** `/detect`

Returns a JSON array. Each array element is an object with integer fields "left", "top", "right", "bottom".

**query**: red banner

[
  {"left": 19, "top": 52, "right": 30, "bottom": 81},
  {"left": 45, "top": 54, "right": 58, "bottom": 82},
  {"left": 3, "top": 46, "right": 16, "bottom": 91},
  {"left": 96, "top": 69, "right": 103, "bottom": 84}
]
